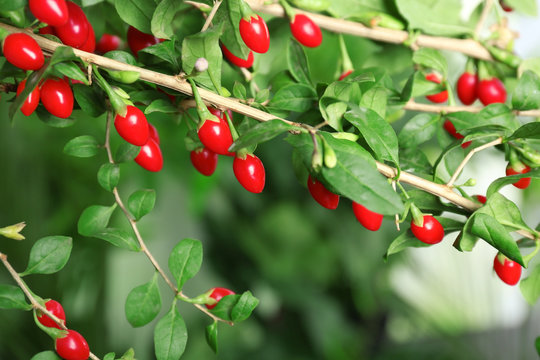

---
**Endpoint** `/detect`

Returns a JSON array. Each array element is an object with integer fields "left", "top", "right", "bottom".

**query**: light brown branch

[
  {"left": 201, "top": 0, "right": 223, "bottom": 32},
  {"left": 404, "top": 100, "right": 540, "bottom": 118},
  {"left": 474, "top": 0, "right": 494, "bottom": 38}
]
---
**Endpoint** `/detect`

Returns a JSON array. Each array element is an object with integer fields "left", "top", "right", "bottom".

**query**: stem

[
  {"left": 474, "top": 0, "right": 494, "bottom": 39},
  {"left": 338, "top": 34, "right": 354, "bottom": 73},
  {"left": 201, "top": 0, "right": 223, "bottom": 32}
]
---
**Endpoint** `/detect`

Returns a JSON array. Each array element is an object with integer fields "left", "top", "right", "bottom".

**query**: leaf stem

[{"left": 201, "top": 0, "right": 223, "bottom": 32}]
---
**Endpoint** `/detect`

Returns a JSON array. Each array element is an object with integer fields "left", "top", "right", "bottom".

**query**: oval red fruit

[
  {"left": 37, "top": 299, "right": 66, "bottom": 329},
  {"left": 443, "top": 120, "right": 471, "bottom": 148},
  {"left": 477, "top": 78, "right": 506, "bottom": 106},
  {"left": 78, "top": 20, "right": 95, "bottom": 52},
  {"left": 148, "top": 123, "right": 160, "bottom": 145},
  {"left": 233, "top": 153, "right": 265, "bottom": 193},
  {"left": 127, "top": 26, "right": 162, "bottom": 56},
  {"left": 197, "top": 115, "right": 234, "bottom": 156},
  {"left": 493, "top": 253, "right": 521, "bottom": 285},
  {"left": 456, "top": 71, "right": 478, "bottom": 105},
  {"left": 352, "top": 202, "right": 383, "bottom": 231},
  {"left": 239, "top": 15, "right": 270, "bottom": 53},
  {"left": 206, "top": 287, "right": 235, "bottom": 310},
  {"left": 339, "top": 70, "right": 353, "bottom": 81},
  {"left": 40, "top": 78, "right": 74, "bottom": 118},
  {"left": 307, "top": 175, "right": 339, "bottom": 209},
  {"left": 16, "top": 79, "right": 40, "bottom": 116},
  {"left": 39, "top": 25, "right": 56, "bottom": 35},
  {"left": 190, "top": 147, "right": 218, "bottom": 176},
  {"left": 54, "top": 1, "right": 89, "bottom": 48},
  {"left": 505, "top": 163, "right": 531, "bottom": 189},
  {"left": 55, "top": 329, "right": 89, "bottom": 360},
  {"left": 290, "top": 14, "right": 322, "bottom": 48},
  {"left": 221, "top": 44, "right": 254, "bottom": 68},
  {"left": 425, "top": 73, "right": 448, "bottom": 103},
  {"left": 135, "top": 138, "right": 163, "bottom": 172},
  {"left": 474, "top": 195, "right": 487, "bottom": 204},
  {"left": 114, "top": 105, "right": 150, "bottom": 146},
  {"left": 3, "top": 33, "right": 45, "bottom": 70},
  {"left": 96, "top": 34, "right": 120, "bottom": 54},
  {"left": 29, "top": 0, "right": 69, "bottom": 26},
  {"left": 410, "top": 215, "right": 444, "bottom": 244}
]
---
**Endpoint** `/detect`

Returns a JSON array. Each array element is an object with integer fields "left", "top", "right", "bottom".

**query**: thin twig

[
  {"left": 474, "top": 0, "right": 494, "bottom": 38},
  {"left": 404, "top": 100, "right": 540, "bottom": 118},
  {"left": 201, "top": 0, "right": 223, "bottom": 32}
]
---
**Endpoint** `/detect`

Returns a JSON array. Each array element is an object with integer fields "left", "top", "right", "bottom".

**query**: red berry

[
  {"left": 239, "top": 15, "right": 270, "bottom": 53},
  {"left": 16, "top": 79, "right": 40, "bottom": 116},
  {"left": 352, "top": 202, "right": 383, "bottom": 231},
  {"left": 456, "top": 71, "right": 478, "bottom": 105},
  {"left": 425, "top": 73, "right": 448, "bottom": 103},
  {"left": 477, "top": 78, "right": 506, "bottom": 106},
  {"left": 290, "top": 14, "right": 322, "bottom": 48},
  {"left": 221, "top": 44, "right": 254, "bottom": 68},
  {"left": 410, "top": 215, "right": 444, "bottom": 244},
  {"left": 39, "top": 25, "right": 57, "bottom": 35},
  {"left": 29, "top": 0, "right": 69, "bottom": 26},
  {"left": 197, "top": 114, "right": 234, "bottom": 156},
  {"left": 3, "top": 33, "right": 45, "bottom": 70},
  {"left": 233, "top": 153, "right": 265, "bottom": 193},
  {"left": 474, "top": 195, "right": 487, "bottom": 204},
  {"left": 148, "top": 123, "right": 160, "bottom": 145},
  {"left": 37, "top": 300, "right": 66, "bottom": 329},
  {"left": 206, "top": 287, "right": 235, "bottom": 310},
  {"left": 135, "top": 138, "right": 163, "bottom": 172},
  {"left": 127, "top": 26, "right": 162, "bottom": 56},
  {"left": 338, "top": 70, "right": 353, "bottom": 81},
  {"left": 443, "top": 120, "right": 471, "bottom": 148},
  {"left": 493, "top": 253, "right": 521, "bottom": 285},
  {"left": 40, "top": 78, "right": 74, "bottom": 118},
  {"left": 307, "top": 175, "right": 339, "bottom": 209},
  {"left": 190, "top": 147, "right": 218, "bottom": 176},
  {"left": 505, "top": 163, "right": 531, "bottom": 189},
  {"left": 114, "top": 105, "right": 150, "bottom": 146},
  {"left": 78, "top": 21, "right": 95, "bottom": 52},
  {"left": 96, "top": 34, "right": 120, "bottom": 54},
  {"left": 500, "top": 0, "right": 513, "bottom": 12},
  {"left": 55, "top": 329, "right": 89, "bottom": 360},
  {"left": 54, "top": 1, "right": 89, "bottom": 48}
]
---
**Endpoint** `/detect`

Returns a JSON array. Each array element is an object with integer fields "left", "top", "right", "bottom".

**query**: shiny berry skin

[
  {"left": 493, "top": 253, "right": 521, "bottom": 285},
  {"left": 29, "top": 0, "right": 69, "bottom": 26},
  {"left": 352, "top": 202, "right": 383, "bottom": 231},
  {"left": 37, "top": 300, "right": 66, "bottom": 329},
  {"left": 78, "top": 21, "right": 95, "bottom": 52},
  {"left": 127, "top": 26, "right": 162, "bottom": 56},
  {"left": 290, "top": 14, "right": 322, "bottom": 48},
  {"left": 96, "top": 34, "right": 120, "bottom": 54},
  {"left": 197, "top": 116, "right": 234, "bottom": 156},
  {"left": 307, "top": 175, "right": 339, "bottom": 210},
  {"left": 16, "top": 79, "right": 40, "bottom": 116},
  {"left": 475, "top": 195, "right": 487, "bottom": 204},
  {"left": 221, "top": 44, "right": 254, "bottom": 68},
  {"left": 190, "top": 147, "right": 218, "bottom": 176},
  {"left": 477, "top": 78, "right": 506, "bottom": 105},
  {"left": 114, "top": 105, "right": 150, "bottom": 146},
  {"left": 3, "top": 33, "right": 45, "bottom": 70},
  {"left": 425, "top": 73, "right": 448, "bottom": 103},
  {"left": 410, "top": 215, "right": 444, "bottom": 244},
  {"left": 233, "top": 154, "right": 265, "bottom": 193},
  {"left": 40, "top": 78, "right": 74, "bottom": 118},
  {"left": 54, "top": 1, "right": 89, "bottom": 48},
  {"left": 505, "top": 163, "right": 531, "bottom": 189},
  {"left": 338, "top": 70, "right": 353, "bottom": 81},
  {"left": 206, "top": 287, "right": 235, "bottom": 310},
  {"left": 443, "top": 120, "right": 471, "bottom": 148},
  {"left": 456, "top": 72, "right": 478, "bottom": 105},
  {"left": 148, "top": 123, "right": 160, "bottom": 144},
  {"left": 239, "top": 15, "right": 270, "bottom": 53},
  {"left": 55, "top": 329, "right": 89, "bottom": 360},
  {"left": 135, "top": 138, "right": 163, "bottom": 172}
]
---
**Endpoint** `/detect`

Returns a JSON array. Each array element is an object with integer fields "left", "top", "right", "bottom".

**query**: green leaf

[
  {"left": 398, "top": 113, "right": 439, "bottom": 148},
  {"left": 208, "top": 294, "right": 240, "bottom": 321},
  {"left": 205, "top": 321, "right": 218, "bottom": 354},
  {"left": 103, "top": 353, "right": 115, "bottom": 360},
  {"left": 230, "top": 119, "right": 298, "bottom": 152},
  {"left": 115, "top": 143, "right": 140, "bottom": 163},
  {"left": 287, "top": 39, "right": 312, "bottom": 86},
  {"left": 35, "top": 107, "right": 77, "bottom": 128},
  {"left": 507, "top": 122, "right": 540, "bottom": 141},
  {"left": 254, "top": 88, "right": 270, "bottom": 104},
  {"left": 63, "top": 135, "right": 99, "bottom": 158},
  {"left": 151, "top": 0, "right": 188, "bottom": 39},
  {"left": 360, "top": 86, "right": 387, "bottom": 119},
  {"left": 144, "top": 99, "right": 178, "bottom": 114},
  {"left": 486, "top": 169, "right": 540, "bottom": 197},
  {"left": 168, "top": 238, "right": 203, "bottom": 290},
  {"left": 125, "top": 273, "right": 161, "bottom": 327},
  {"left": 97, "top": 164, "right": 120, "bottom": 192},
  {"left": 73, "top": 84, "right": 106, "bottom": 117},
  {"left": 433, "top": 144, "right": 464, "bottom": 182},
  {"left": 154, "top": 304, "right": 187, "bottom": 360},
  {"left": 536, "top": 337, "right": 540, "bottom": 356},
  {"left": 319, "top": 81, "right": 362, "bottom": 131},
  {"left": 10, "top": 65, "right": 48, "bottom": 121},
  {"left": 269, "top": 84, "right": 317, "bottom": 112},
  {"left": 231, "top": 291, "right": 259, "bottom": 322},
  {"left": 21, "top": 236, "right": 72, "bottom": 276},
  {"left": 128, "top": 189, "right": 156, "bottom": 221},
  {"left": 53, "top": 62, "right": 89, "bottom": 85},
  {"left": 139, "top": 40, "right": 180, "bottom": 71},
  {"left": 232, "top": 82, "right": 247, "bottom": 100},
  {"left": 0, "top": 0, "right": 25, "bottom": 11},
  {"left": 114, "top": 0, "right": 156, "bottom": 34},
  {"left": 520, "top": 264, "right": 540, "bottom": 305},
  {"left": 94, "top": 228, "right": 140, "bottom": 252},
  {"left": 412, "top": 48, "right": 448, "bottom": 77},
  {"left": 181, "top": 27, "right": 222, "bottom": 92},
  {"left": 0, "top": 284, "right": 31, "bottom": 310},
  {"left": 120, "top": 348, "right": 136, "bottom": 360},
  {"left": 30, "top": 351, "right": 62, "bottom": 360},
  {"left": 78, "top": 204, "right": 118, "bottom": 236},
  {"left": 213, "top": 0, "right": 250, "bottom": 59},
  {"left": 104, "top": 51, "right": 138, "bottom": 66},
  {"left": 384, "top": 230, "right": 431, "bottom": 260},
  {"left": 505, "top": 0, "right": 537, "bottom": 15},
  {"left": 512, "top": 70, "right": 540, "bottom": 110}
]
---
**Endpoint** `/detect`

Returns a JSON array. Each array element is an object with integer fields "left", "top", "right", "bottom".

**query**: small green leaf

[
  {"left": 128, "top": 189, "right": 156, "bottom": 221},
  {"left": 0, "top": 284, "right": 31, "bottom": 310},
  {"left": 125, "top": 273, "right": 161, "bottom": 327},
  {"left": 182, "top": 27, "right": 222, "bottom": 92},
  {"left": 486, "top": 169, "right": 540, "bottom": 197},
  {"left": 144, "top": 99, "right": 178, "bottom": 114},
  {"left": 53, "top": 62, "right": 89, "bottom": 85},
  {"left": 114, "top": 0, "right": 156, "bottom": 34},
  {"left": 21, "top": 236, "right": 72, "bottom": 276},
  {"left": 104, "top": 51, "right": 138, "bottom": 66},
  {"left": 78, "top": 204, "right": 118, "bottom": 236},
  {"left": 30, "top": 351, "right": 62, "bottom": 360},
  {"left": 536, "top": 336, "right": 540, "bottom": 356},
  {"left": 230, "top": 119, "right": 299, "bottom": 152},
  {"left": 512, "top": 70, "right": 540, "bottom": 110},
  {"left": 0, "top": 0, "right": 25, "bottom": 11},
  {"left": 254, "top": 88, "right": 270, "bottom": 104},
  {"left": 412, "top": 48, "right": 448, "bottom": 77},
  {"left": 103, "top": 353, "right": 116, "bottom": 360},
  {"left": 232, "top": 82, "right": 247, "bottom": 100},
  {"left": 231, "top": 291, "right": 259, "bottom": 322},
  {"left": 398, "top": 113, "right": 439, "bottom": 148},
  {"left": 154, "top": 304, "right": 187, "bottom": 360},
  {"left": 115, "top": 143, "right": 141, "bottom": 163},
  {"left": 269, "top": 83, "right": 317, "bottom": 112},
  {"left": 63, "top": 135, "right": 99, "bottom": 158},
  {"left": 94, "top": 228, "right": 140, "bottom": 252},
  {"left": 97, "top": 164, "right": 120, "bottom": 192},
  {"left": 384, "top": 230, "right": 431, "bottom": 260},
  {"left": 120, "top": 348, "right": 136, "bottom": 360},
  {"left": 213, "top": 0, "right": 250, "bottom": 59},
  {"left": 168, "top": 238, "right": 203, "bottom": 290},
  {"left": 507, "top": 122, "right": 540, "bottom": 140},
  {"left": 208, "top": 294, "right": 240, "bottom": 321},
  {"left": 139, "top": 40, "right": 180, "bottom": 70},
  {"left": 319, "top": 81, "right": 362, "bottom": 131},
  {"left": 151, "top": 0, "right": 188, "bottom": 39},
  {"left": 287, "top": 39, "right": 312, "bottom": 86},
  {"left": 205, "top": 321, "right": 218, "bottom": 354},
  {"left": 73, "top": 84, "right": 106, "bottom": 117},
  {"left": 520, "top": 263, "right": 540, "bottom": 305}
]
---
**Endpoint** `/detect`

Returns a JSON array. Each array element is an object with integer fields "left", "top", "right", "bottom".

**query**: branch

[
  {"left": 404, "top": 100, "right": 540, "bottom": 118},
  {"left": 474, "top": 0, "right": 494, "bottom": 38}
]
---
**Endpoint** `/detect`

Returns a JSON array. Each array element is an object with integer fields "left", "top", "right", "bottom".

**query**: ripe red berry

[
  {"left": 338, "top": 70, "right": 353, "bottom": 81},
  {"left": 190, "top": 147, "right": 218, "bottom": 176},
  {"left": 221, "top": 44, "right": 254, "bottom": 68},
  {"left": 114, "top": 105, "right": 150, "bottom": 146},
  {"left": 55, "top": 329, "right": 89, "bottom": 360},
  {"left": 127, "top": 26, "right": 162, "bottom": 56},
  {"left": 205, "top": 287, "right": 235, "bottom": 310},
  {"left": 443, "top": 120, "right": 471, "bottom": 148},
  {"left": 40, "top": 78, "right": 74, "bottom": 118},
  {"left": 135, "top": 138, "right": 163, "bottom": 172},
  {"left": 37, "top": 300, "right": 66, "bottom": 329},
  {"left": 456, "top": 71, "right": 478, "bottom": 105},
  {"left": 78, "top": 21, "right": 95, "bottom": 52},
  {"left": 197, "top": 114, "right": 234, "bottom": 156},
  {"left": 477, "top": 78, "right": 506, "bottom": 105},
  {"left": 16, "top": 79, "right": 40, "bottom": 116},
  {"left": 239, "top": 15, "right": 270, "bottom": 53},
  {"left": 474, "top": 195, "right": 487, "bottom": 204},
  {"left": 290, "top": 14, "right": 322, "bottom": 48},
  {"left": 29, "top": 0, "right": 69, "bottom": 27},
  {"left": 505, "top": 163, "right": 531, "bottom": 189},
  {"left": 425, "top": 73, "right": 448, "bottom": 103},
  {"left": 493, "top": 253, "right": 521, "bottom": 285},
  {"left": 233, "top": 153, "right": 265, "bottom": 193},
  {"left": 307, "top": 175, "right": 339, "bottom": 209},
  {"left": 54, "top": 1, "right": 89, "bottom": 48},
  {"left": 352, "top": 202, "right": 383, "bottom": 231},
  {"left": 148, "top": 123, "right": 160, "bottom": 145},
  {"left": 39, "top": 26, "right": 57, "bottom": 36},
  {"left": 3, "top": 33, "right": 45, "bottom": 70},
  {"left": 410, "top": 215, "right": 444, "bottom": 244},
  {"left": 96, "top": 34, "right": 120, "bottom": 54}
]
